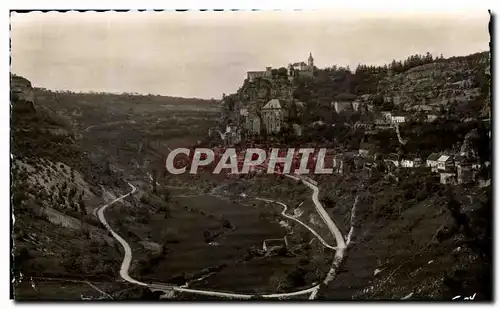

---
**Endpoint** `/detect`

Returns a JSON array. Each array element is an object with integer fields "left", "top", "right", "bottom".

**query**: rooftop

[
  {"left": 427, "top": 153, "right": 441, "bottom": 161},
  {"left": 263, "top": 99, "right": 282, "bottom": 109},
  {"left": 264, "top": 238, "right": 286, "bottom": 248},
  {"left": 437, "top": 155, "right": 451, "bottom": 162}
]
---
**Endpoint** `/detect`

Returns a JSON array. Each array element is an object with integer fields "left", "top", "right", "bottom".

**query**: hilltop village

[{"left": 215, "top": 51, "right": 491, "bottom": 186}]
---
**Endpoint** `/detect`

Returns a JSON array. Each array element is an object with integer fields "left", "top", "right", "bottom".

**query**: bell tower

[{"left": 307, "top": 52, "right": 314, "bottom": 68}]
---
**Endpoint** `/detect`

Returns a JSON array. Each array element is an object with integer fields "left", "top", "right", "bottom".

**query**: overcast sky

[{"left": 11, "top": 10, "right": 489, "bottom": 99}]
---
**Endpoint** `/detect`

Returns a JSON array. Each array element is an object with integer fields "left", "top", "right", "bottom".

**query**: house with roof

[
  {"left": 380, "top": 111, "right": 392, "bottom": 123},
  {"left": 390, "top": 115, "right": 406, "bottom": 124},
  {"left": 426, "top": 153, "right": 441, "bottom": 171},
  {"left": 384, "top": 153, "right": 400, "bottom": 169},
  {"left": 262, "top": 236, "right": 288, "bottom": 252},
  {"left": 262, "top": 99, "right": 286, "bottom": 134},
  {"left": 410, "top": 104, "right": 435, "bottom": 112},
  {"left": 333, "top": 101, "right": 354, "bottom": 113},
  {"left": 401, "top": 157, "right": 422, "bottom": 168},
  {"left": 426, "top": 114, "right": 438, "bottom": 123},
  {"left": 437, "top": 155, "right": 454, "bottom": 171},
  {"left": 352, "top": 100, "right": 362, "bottom": 112},
  {"left": 247, "top": 67, "right": 273, "bottom": 82}
]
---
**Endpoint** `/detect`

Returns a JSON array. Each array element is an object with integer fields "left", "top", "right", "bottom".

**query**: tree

[
  {"left": 221, "top": 217, "right": 233, "bottom": 229},
  {"left": 203, "top": 230, "right": 212, "bottom": 243},
  {"left": 152, "top": 168, "right": 157, "bottom": 193},
  {"left": 163, "top": 190, "right": 170, "bottom": 203},
  {"left": 163, "top": 205, "right": 171, "bottom": 219},
  {"left": 269, "top": 272, "right": 290, "bottom": 293},
  {"left": 277, "top": 67, "right": 288, "bottom": 78}
]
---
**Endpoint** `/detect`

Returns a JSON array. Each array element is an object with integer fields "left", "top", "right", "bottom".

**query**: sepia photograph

[{"left": 9, "top": 8, "right": 492, "bottom": 301}]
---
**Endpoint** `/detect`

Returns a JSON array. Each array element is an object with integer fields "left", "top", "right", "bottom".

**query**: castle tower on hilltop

[
  {"left": 308, "top": 52, "right": 314, "bottom": 68},
  {"left": 287, "top": 53, "right": 315, "bottom": 79}
]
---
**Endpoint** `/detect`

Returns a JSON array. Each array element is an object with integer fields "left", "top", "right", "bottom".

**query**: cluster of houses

[
  {"left": 426, "top": 153, "right": 483, "bottom": 185},
  {"left": 376, "top": 152, "right": 482, "bottom": 185},
  {"left": 215, "top": 56, "right": 489, "bottom": 189}
]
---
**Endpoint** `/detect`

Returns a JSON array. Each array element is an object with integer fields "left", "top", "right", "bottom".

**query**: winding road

[
  {"left": 96, "top": 174, "right": 347, "bottom": 299},
  {"left": 255, "top": 197, "right": 337, "bottom": 250},
  {"left": 285, "top": 174, "right": 347, "bottom": 298},
  {"left": 96, "top": 183, "right": 151, "bottom": 287}
]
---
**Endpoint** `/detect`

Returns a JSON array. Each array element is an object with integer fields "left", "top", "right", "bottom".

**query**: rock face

[
  {"left": 377, "top": 53, "right": 489, "bottom": 110},
  {"left": 11, "top": 74, "right": 36, "bottom": 113},
  {"left": 218, "top": 51, "right": 490, "bottom": 133},
  {"left": 460, "top": 128, "right": 481, "bottom": 158},
  {"left": 219, "top": 76, "right": 295, "bottom": 127}
]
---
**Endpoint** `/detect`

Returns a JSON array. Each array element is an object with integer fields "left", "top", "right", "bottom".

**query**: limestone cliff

[
  {"left": 219, "top": 75, "right": 295, "bottom": 128},
  {"left": 377, "top": 52, "right": 489, "bottom": 113},
  {"left": 11, "top": 74, "right": 36, "bottom": 113}
]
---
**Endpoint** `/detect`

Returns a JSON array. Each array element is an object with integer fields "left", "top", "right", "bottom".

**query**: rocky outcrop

[
  {"left": 219, "top": 76, "right": 296, "bottom": 131},
  {"left": 11, "top": 74, "right": 36, "bottom": 113},
  {"left": 377, "top": 52, "right": 489, "bottom": 111},
  {"left": 460, "top": 128, "right": 481, "bottom": 158}
]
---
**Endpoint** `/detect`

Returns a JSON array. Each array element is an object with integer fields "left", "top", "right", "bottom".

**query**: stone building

[
  {"left": 457, "top": 162, "right": 473, "bottom": 184},
  {"left": 456, "top": 157, "right": 476, "bottom": 185},
  {"left": 401, "top": 157, "right": 422, "bottom": 168},
  {"left": 245, "top": 114, "right": 261, "bottom": 136},
  {"left": 352, "top": 100, "right": 362, "bottom": 112},
  {"left": 262, "top": 236, "right": 288, "bottom": 252},
  {"left": 288, "top": 53, "right": 315, "bottom": 78},
  {"left": 247, "top": 53, "right": 315, "bottom": 82},
  {"left": 437, "top": 155, "right": 454, "bottom": 171},
  {"left": 390, "top": 115, "right": 406, "bottom": 124},
  {"left": 426, "top": 153, "right": 441, "bottom": 171},
  {"left": 247, "top": 67, "right": 273, "bottom": 82},
  {"left": 440, "top": 172, "right": 456, "bottom": 185},
  {"left": 262, "top": 99, "right": 285, "bottom": 134},
  {"left": 333, "top": 101, "right": 353, "bottom": 113}
]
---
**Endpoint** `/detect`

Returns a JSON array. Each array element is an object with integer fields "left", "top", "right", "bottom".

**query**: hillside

[
  {"left": 10, "top": 75, "right": 151, "bottom": 300},
  {"left": 211, "top": 50, "right": 492, "bottom": 300},
  {"left": 219, "top": 51, "right": 490, "bottom": 129}
]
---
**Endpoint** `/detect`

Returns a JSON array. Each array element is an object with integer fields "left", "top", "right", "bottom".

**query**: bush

[{"left": 162, "top": 228, "right": 181, "bottom": 244}]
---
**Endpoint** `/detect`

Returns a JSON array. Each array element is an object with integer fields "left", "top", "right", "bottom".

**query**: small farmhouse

[
  {"left": 437, "top": 155, "right": 454, "bottom": 171},
  {"left": 401, "top": 157, "right": 422, "bottom": 168},
  {"left": 262, "top": 237, "right": 288, "bottom": 253},
  {"left": 426, "top": 153, "right": 441, "bottom": 171},
  {"left": 391, "top": 115, "right": 406, "bottom": 124}
]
